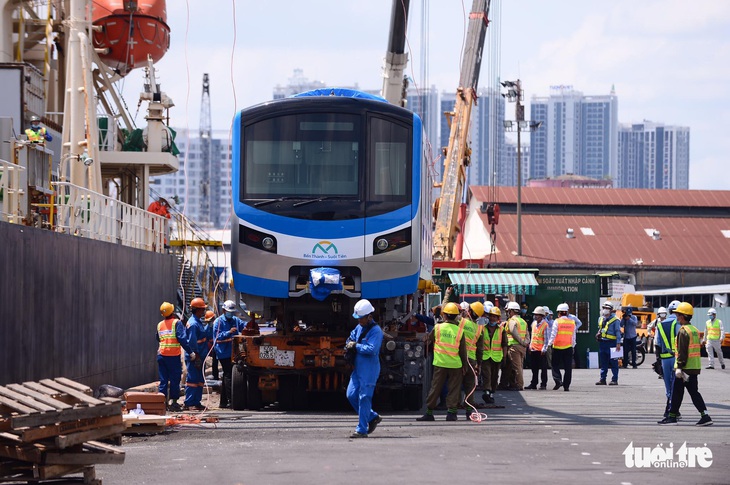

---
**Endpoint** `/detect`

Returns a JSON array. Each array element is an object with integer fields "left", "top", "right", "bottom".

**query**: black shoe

[
  {"left": 609, "top": 380, "right": 618, "bottom": 386},
  {"left": 416, "top": 414, "right": 435, "bottom": 422},
  {"left": 350, "top": 432, "right": 368, "bottom": 438},
  {"left": 658, "top": 417, "right": 678, "bottom": 425},
  {"left": 368, "top": 415, "right": 382, "bottom": 434},
  {"left": 723, "top": 364, "right": 726, "bottom": 369},
  {"left": 696, "top": 415, "right": 713, "bottom": 427},
  {"left": 553, "top": 382, "right": 562, "bottom": 390},
  {"left": 445, "top": 412, "right": 458, "bottom": 421},
  {"left": 538, "top": 385, "right": 547, "bottom": 390},
  {"left": 525, "top": 385, "right": 537, "bottom": 390},
  {"left": 595, "top": 380, "right": 607, "bottom": 385},
  {"left": 632, "top": 365, "right": 638, "bottom": 369},
  {"left": 563, "top": 388, "right": 570, "bottom": 392},
  {"left": 168, "top": 402, "right": 182, "bottom": 412},
  {"left": 676, "top": 413, "right": 682, "bottom": 421}
]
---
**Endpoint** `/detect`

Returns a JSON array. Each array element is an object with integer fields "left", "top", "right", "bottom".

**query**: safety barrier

[
  {"left": 0, "top": 159, "right": 26, "bottom": 224},
  {"left": 52, "top": 181, "right": 166, "bottom": 253}
]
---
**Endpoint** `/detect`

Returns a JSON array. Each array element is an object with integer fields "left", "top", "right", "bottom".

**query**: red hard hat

[{"left": 190, "top": 298, "right": 206, "bottom": 309}]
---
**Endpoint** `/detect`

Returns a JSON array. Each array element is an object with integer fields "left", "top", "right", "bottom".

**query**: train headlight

[
  {"left": 376, "top": 238, "right": 389, "bottom": 251},
  {"left": 385, "top": 340, "right": 397, "bottom": 351},
  {"left": 372, "top": 227, "right": 412, "bottom": 255},
  {"left": 262, "top": 237, "right": 275, "bottom": 250}
]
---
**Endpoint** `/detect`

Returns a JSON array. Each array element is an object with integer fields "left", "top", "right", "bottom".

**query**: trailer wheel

[
  {"left": 231, "top": 365, "right": 248, "bottom": 410},
  {"left": 247, "top": 373, "right": 263, "bottom": 410}
]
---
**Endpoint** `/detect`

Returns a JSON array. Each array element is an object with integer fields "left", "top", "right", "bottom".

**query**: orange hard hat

[
  {"left": 190, "top": 297, "right": 206, "bottom": 309},
  {"left": 204, "top": 310, "right": 216, "bottom": 322}
]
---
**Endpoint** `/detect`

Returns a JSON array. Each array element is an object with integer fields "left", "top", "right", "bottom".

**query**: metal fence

[{"left": 0, "top": 159, "right": 25, "bottom": 223}]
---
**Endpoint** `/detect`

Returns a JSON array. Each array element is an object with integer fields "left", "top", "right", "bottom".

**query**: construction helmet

[
  {"left": 160, "top": 302, "right": 174, "bottom": 317},
  {"left": 543, "top": 306, "right": 551, "bottom": 315},
  {"left": 708, "top": 308, "right": 717, "bottom": 315},
  {"left": 459, "top": 301, "right": 470, "bottom": 311},
  {"left": 30, "top": 115, "right": 40, "bottom": 122},
  {"left": 442, "top": 302, "right": 461, "bottom": 315},
  {"left": 657, "top": 307, "right": 667, "bottom": 316},
  {"left": 667, "top": 300, "right": 681, "bottom": 312},
  {"left": 532, "top": 306, "right": 546, "bottom": 316},
  {"left": 204, "top": 310, "right": 216, "bottom": 322},
  {"left": 223, "top": 300, "right": 237, "bottom": 312},
  {"left": 556, "top": 303, "right": 570, "bottom": 313},
  {"left": 190, "top": 297, "right": 206, "bottom": 309},
  {"left": 352, "top": 299, "right": 375, "bottom": 318},
  {"left": 470, "top": 301, "right": 485, "bottom": 317},
  {"left": 601, "top": 301, "right": 614, "bottom": 310},
  {"left": 506, "top": 301, "right": 521, "bottom": 312},
  {"left": 484, "top": 301, "right": 494, "bottom": 310},
  {"left": 674, "top": 302, "right": 694, "bottom": 317},
  {"left": 488, "top": 306, "right": 502, "bottom": 317}
]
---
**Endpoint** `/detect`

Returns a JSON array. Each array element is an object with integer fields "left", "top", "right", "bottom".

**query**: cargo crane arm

[
  {"left": 432, "top": 0, "right": 490, "bottom": 261},
  {"left": 381, "top": 0, "right": 410, "bottom": 106}
]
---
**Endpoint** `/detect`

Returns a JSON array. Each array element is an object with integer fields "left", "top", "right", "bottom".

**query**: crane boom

[
  {"left": 432, "top": 0, "right": 490, "bottom": 261},
  {"left": 381, "top": 0, "right": 410, "bottom": 106}
]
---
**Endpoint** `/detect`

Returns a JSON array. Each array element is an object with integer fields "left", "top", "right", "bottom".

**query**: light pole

[{"left": 502, "top": 80, "right": 542, "bottom": 256}]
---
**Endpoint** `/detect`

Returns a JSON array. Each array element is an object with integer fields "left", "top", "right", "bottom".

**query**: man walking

[
  {"left": 156, "top": 302, "right": 191, "bottom": 412},
  {"left": 658, "top": 303, "right": 713, "bottom": 426},
  {"left": 184, "top": 298, "right": 210, "bottom": 411},
  {"left": 526, "top": 307, "right": 549, "bottom": 390},
  {"left": 621, "top": 308, "right": 639, "bottom": 368},
  {"left": 346, "top": 299, "right": 384, "bottom": 438},
  {"left": 655, "top": 300, "right": 681, "bottom": 419},
  {"left": 703, "top": 309, "right": 725, "bottom": 370},
  {"left": 417, "top": 303, "right": 467, "bottom": 422},
  {"left": 460, "top": 302, "right": 484, "bottom": 419},
  {"left": 548, "top": 303, "right": 577, "bottom": 391},
  {"left": 595, "top": 302, "right": 622, "bottom": 386}
]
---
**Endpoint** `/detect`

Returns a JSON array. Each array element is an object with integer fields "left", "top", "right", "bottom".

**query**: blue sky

[{"left": 118, "top": 0, "right": 730, "bottom": 190}]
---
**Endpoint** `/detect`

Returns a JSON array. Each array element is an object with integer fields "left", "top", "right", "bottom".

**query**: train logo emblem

[
  {"left": 312, "top": 241, "right": 338, "bottom": 255},
  {"left": 305, "top": 241, "right": 345, "bottom": 260}
]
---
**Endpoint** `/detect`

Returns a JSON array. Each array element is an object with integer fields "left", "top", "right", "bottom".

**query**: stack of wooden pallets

[{"left": 0, "top": 377, "right": 125, "bottom": 484}]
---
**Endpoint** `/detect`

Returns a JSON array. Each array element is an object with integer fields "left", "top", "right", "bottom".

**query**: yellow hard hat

[
  {"left": 160, "top": 302, "right": 174, "bottom": 317},
  {"left": 443, "top": 302, "right": 460, "bottom": 315},
  {"left": 470, "top": 301, "right": 485, "bottom": 317},
  {"left": 488, "top": 307, "right": 502, "bottom": 317},
  {"left": 674, "top": 302, "right": 694, "bottom": 316}
]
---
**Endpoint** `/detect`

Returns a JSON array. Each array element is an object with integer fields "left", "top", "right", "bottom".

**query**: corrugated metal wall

[{"left": 0, "top": 222, "right": 178, "bottom": 392}]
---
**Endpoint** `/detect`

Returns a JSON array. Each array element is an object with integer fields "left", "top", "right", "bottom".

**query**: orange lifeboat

[{"left": 92, "top": 0, "right": 170, "bottom": 76}]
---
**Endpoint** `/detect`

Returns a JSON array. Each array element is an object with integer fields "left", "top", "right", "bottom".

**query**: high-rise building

[
  {"left": 273, "top": 69, "right": 326, "bottom": 99},
  {"left": 529, "top": 86, "right": 618, "bottom": 182},
  {"left": 617, "top": 121, "right": 690, "bottom": 189},
  {"left": 407, "top": 85, "right": 440, "bottom": 173}
]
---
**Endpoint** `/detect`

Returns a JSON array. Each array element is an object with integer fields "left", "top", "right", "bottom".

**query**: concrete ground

[{"left": 98, "top": 359, "right": 729, "bottom": 485}]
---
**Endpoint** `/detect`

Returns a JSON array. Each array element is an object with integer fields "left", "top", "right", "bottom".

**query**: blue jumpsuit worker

[
  {"left": 212, "top": 300, "right": 246, "bottom": 408},
  {"left": 595, "top": 302, "right": 622, "bottom": 385},
  {"left": 620, "top": 309, "right": 639, "bottom": 368},
  {"left": 656, "top": 300, "right": 681, "bottom": 418},
  {"left": 156, "top": 302, "right": 192, "bottom": 411},
  {"left": 346, "top": 299, "right": 384, "bottom": 438},
  {"left": 184, "top": 297, "right": 211, "bottom": 410}
]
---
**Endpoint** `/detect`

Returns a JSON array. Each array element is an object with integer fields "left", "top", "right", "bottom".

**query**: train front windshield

[{"left": 241, "top": 111, "right": 411, "bottom": 220}]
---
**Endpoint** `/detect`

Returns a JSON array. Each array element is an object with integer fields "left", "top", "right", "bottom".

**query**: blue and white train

[{"left": 231, "top": 88, "right": 431, "bottom": 327}]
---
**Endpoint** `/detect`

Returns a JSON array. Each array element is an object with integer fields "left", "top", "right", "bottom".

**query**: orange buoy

[{"left": 92, "top": 0, "right": 170, "bottom": 76}]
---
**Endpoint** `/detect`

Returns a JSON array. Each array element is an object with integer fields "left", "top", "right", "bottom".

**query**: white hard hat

[
  {"left": 708, "top": 308, "right": 717, "bottom": 315},
  {"left": 602, "top": 301, "right": 614, "bottom": 310},
  {"left": 657, "top": 307, "right": 667, "bottom": 315},
  {"left": 484, "top": 301, "right": 494, "bottom": 310},
  {"left": 542, "top": 306, "right": 551, "bottom": 315},
  {"left": 556, "top": 303, "right": 570, "bottom": 313},
  {"left": 532, "top": 306, "right": 546, "bottom": 316},
  {"left": 459, "top": 301, "right": 470, "bottom": 311},
  {"left": 506, "top": 301, "right": 521, "bottom": 311},
  {"left": 223, "top": 300, "right": 236, "bottom": 312},
  {"left": 667, "top": 300, "right": 681, "bottom": 312},
  {"left": 352, "top": 299, "right": 375, "bottom": 318}
]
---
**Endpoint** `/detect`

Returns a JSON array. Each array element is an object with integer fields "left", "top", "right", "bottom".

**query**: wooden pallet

[
  {"left": 122, "top": 414, "right": 168, "bottom": 435},
  {"left": 0, "top": 377, "right": 125, "bottom": 484}
]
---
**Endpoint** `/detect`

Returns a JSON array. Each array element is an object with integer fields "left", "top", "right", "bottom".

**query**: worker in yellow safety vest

[
  {"left": 459, "top": 302, "right": 484, "bottom": 419},
  {"left": 658, "top": 302, "right": 713, "bottom": 426},
  {"left": 480, "top": 306, "right": 507, "bottom": 404},
  {"left": 703, "top": 309, "right": 725, "bottom": 370},
  {"left": 24, "top": 116, "right": 52, "bottom": 143},
  {"left": 547, "top": 303, "right": 577, "bottom": 391},
  {"left": 499, "top": 301, "right": 529, "bottom": 391},
  {"left": 156, "top": 302, "right": 192, "bottom": 412},
  {"left": 417, "top": 302, "right": 468, "bottom": 422}
]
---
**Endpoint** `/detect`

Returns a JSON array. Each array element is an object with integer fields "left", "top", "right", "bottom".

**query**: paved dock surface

[{"left": 98, "top": 363, "right": 729, "bottom": 484}]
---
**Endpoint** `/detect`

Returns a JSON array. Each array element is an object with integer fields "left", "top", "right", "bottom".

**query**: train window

[{"left": 368, "top": 117, "right": 410, "bottom": 201}]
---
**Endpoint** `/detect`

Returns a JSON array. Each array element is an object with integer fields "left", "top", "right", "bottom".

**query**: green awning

[{"left": 448, "top": 272, "right": 538, "bottom": 295}]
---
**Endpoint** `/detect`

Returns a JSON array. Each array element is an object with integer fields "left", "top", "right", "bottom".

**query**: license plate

[{"left": 259, "top": 345, "right": 276, "bottom": 360}]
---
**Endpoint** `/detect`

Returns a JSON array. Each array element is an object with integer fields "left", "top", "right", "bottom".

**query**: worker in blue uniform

[
  {"left": 656, "top": 300, "right": 682, "bottom": 419},
  {"left": 595, "top": 302, "right": 622, "bottom": 385},
  {"left": 184, "top": 297, "right": 210, "bottom": 411},
  {"left": 345, "top": 299, "right": 384, "bottom": 438},
  {"left": 213, "top": 300, "right": 247, "bottom": 408}
]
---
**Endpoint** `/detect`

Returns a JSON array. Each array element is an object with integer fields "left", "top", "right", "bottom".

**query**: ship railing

[
  {"left": 51, "top": 181, "right": 166, "bottom": 253},
  {"left": 0, "top": 159, "right": 26, "bottom": 224}
]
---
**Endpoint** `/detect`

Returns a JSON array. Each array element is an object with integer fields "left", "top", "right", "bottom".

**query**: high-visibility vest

[
  {"left": 482, "top": 326, "right": 504, "bottom": 362},
  {"left": 706, "top": 319, "right": 721, "bottom": 340},
  {"left": 433, "top": 321, "right": 464, "bottom": 369},
  {"left": 552, "top": 317, "right": 575, "bottom": 350},
  {"left": 657, "top": 320, "right": 677, "bottom": 359},
  {"left": 675, "top": 325, "right": 701, "bottom": 370},
  {"left": 598, "top": 316, "right": 618, "bottom": 339},
  {"left": 157, "top": 317, "right": 182, "bottom": 356},
  {"left": 459, "top": 317, "right": 479, "bottom": 360},
  {"left": 507, "top": 316, "right": 527, "bottom": 346},
  {"left": 530, "top": 321, "right": 548, "bottom": 351},
  {"left": 25, "top": 127, "right": 46, "bottom": 143}
]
